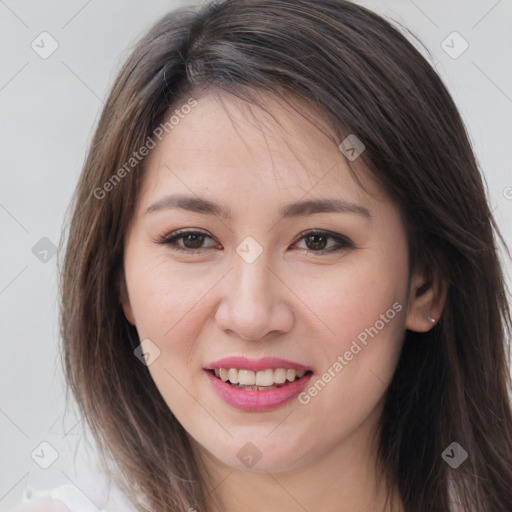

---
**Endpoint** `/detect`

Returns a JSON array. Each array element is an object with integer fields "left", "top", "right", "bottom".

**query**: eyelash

[{"left": 157, "top": 229, "right": 354, "bottom": 255}]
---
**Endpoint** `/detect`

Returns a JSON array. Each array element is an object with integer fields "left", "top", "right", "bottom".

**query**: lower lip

[{"left": 205, "top": 370, "right": 313, "bottom": 412}]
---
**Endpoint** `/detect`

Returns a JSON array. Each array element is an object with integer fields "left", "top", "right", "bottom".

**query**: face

[{"left": 121, "top": 91, "right": 433, "bottom": 474}]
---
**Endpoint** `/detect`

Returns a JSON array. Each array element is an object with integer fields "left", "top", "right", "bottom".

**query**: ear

[
  {"left": 405, "top": 266, "right": 447, "bottom": 333},
  {"left": 119, "top": 271, "right": 136, "bottom": 326}
]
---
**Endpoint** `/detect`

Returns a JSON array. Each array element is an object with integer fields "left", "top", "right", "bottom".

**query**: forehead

[{"left": 138, "top": 90, "right": 383, "bottom": 211}]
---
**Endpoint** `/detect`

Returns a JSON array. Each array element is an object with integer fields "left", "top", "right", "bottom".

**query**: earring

[{"left": 427, "top": 315, "right": 436, "bottom": 323}]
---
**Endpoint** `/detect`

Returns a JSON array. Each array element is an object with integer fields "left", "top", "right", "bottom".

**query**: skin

[{"left": 121, "top": 91, "right": 446, "bottom": 512}]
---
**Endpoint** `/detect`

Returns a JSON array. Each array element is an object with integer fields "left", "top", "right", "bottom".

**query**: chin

[{"left": 203, "top": 435, "right": 314, "bottom": 474}]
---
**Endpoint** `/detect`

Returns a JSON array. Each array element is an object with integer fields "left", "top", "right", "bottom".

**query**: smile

[
  {"left": 212, "top": 368, "right": 307, "bottom": 390},
  {"left": 204, "top": 357, "right": 313, "bottom": 411}
]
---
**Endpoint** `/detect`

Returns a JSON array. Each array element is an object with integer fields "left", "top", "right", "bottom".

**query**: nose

[{"left": 214, "top": 254, "right": 295, "bottom": 341}]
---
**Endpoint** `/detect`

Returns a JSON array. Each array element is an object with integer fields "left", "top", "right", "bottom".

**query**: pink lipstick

[{"left": 204, "top": 357, "right": 313, "bottom": 412}]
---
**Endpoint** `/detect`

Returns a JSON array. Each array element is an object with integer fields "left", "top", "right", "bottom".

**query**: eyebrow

[{"left": 145, "top": 194, "right": 371, "bottom": 220}]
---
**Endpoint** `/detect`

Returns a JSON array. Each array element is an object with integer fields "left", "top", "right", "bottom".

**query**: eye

[
  {"left": 157, "top": 228, "right": 353, "bottom": 255},
  {"left": 292, "top": 230, "right": 354, "bottom": 254},
  {"left": 157, "top": 229, "right": 220, "bottom": 253}
]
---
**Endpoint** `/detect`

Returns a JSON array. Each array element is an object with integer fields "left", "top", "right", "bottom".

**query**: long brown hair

[{"left": 60, "top": 1, "right": 512, "bottom": 510}]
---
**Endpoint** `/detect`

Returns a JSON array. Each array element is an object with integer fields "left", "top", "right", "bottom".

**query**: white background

[{"left": 1, "top": 0, "right": 511, "bottom": 508}]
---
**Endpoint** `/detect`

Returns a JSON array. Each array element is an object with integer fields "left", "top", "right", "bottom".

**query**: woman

[{"left": 18, "top": 0, "right": 512, "bottom": 511}]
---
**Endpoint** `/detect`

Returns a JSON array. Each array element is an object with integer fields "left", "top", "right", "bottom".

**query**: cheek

[
  {"left": 293, "top": 249, "right": 408, "bottom": 410},
  {"left": 296, "top": 252, "right": 408, "bottom": 349},
  {"left": 124, "top": 255, "right": 215, "bottom": 412},
  {"left": 125, "top": 252, "right": 226, "bottom": 364}
]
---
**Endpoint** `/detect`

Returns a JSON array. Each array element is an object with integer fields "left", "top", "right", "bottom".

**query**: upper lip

[{"left": 205, "top": 356, "right": 311, "bottom": 372}]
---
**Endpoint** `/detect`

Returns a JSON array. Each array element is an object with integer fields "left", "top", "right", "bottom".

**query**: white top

[
  {"left": 9, "top": 470, "right": 138, "bottom": 512},
  {"left": 10, "top": 481, "right": 137, "bottom": 512},
  {"left": 6, "top": 442, "right": 138, "bottom": 512}
]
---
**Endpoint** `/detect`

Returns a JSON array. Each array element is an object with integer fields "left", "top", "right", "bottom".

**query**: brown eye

[
  {"left": 304, "top": 233, "right": 329, "bottom": 251},
  {"left": 181, "top": 233, "right": 207, "bottom": 249},
  {"left": 159, "top": 230, "right": 219, "bottom": 253},
  {"left": 294, "top": 230, "right": 354, "bottom": 254}
]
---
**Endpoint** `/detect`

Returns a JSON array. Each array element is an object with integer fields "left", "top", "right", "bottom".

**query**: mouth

[
  {"left": 204, "top": 357, "right": 314, "bottom": 411},
  {"left": 207, "top": 368, "right": 313, "bottom": 391}
]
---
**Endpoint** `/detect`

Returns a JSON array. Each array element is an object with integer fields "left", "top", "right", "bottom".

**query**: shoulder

[
  {"left": 9, "top": 479, "right": 138, "bottom": 512},
  {"left": 9, "top": 481, "right": 138, "bottom": 512},
  {"left": 8, "top": 457, "right": 138, "bottom": 512},
  {"left": 9, "top": 494, "right": 74, "bottom": 512}
]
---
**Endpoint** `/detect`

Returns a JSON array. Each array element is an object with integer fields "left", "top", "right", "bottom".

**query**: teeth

[
  {"left": 238, "top": 369, "right": 256, "bottom": 385},
  {"left": 227, "top": 368, "right": 239, "bottom": 384},
  {"left": 286, "top": 369, "right": 296, "bottom": 382},
  {"left": 255, "top": 369, "right": 274, "bottom": 386},
  {"left": 212, "top": 367, "right": 308, "bottom": 387},
  {"left": 274, "top": 368, "right": 287, "bottom": 384}
]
